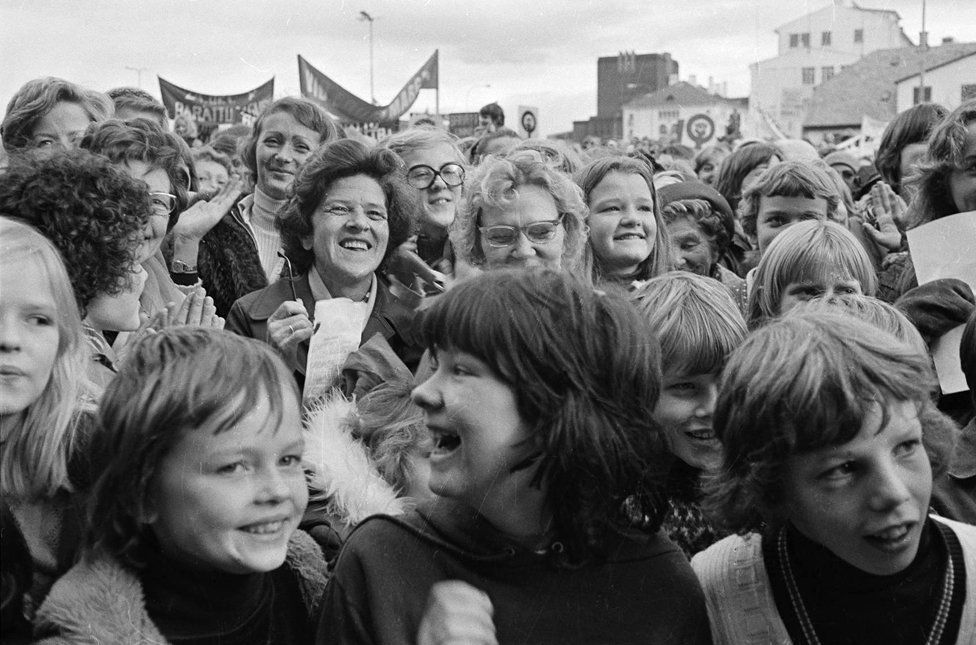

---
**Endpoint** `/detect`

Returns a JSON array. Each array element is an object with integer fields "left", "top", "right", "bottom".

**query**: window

[
  {"left": 801, "top": 33, "right": 811, "bottom": 48},
  {"left": 802, "top": 67, "right": 816, "bottom": 85},
  {"left": 913, "top": 86, "right": 932, "bottom": 104},
  {"left": 822, "top": 66, "right": 835, "bottom": 82},
  {"left": 789, "top": 33, "right": 799, "bottom": 48},
  {"left": 854, "top": 29, "right": 863, "bottom": 43},
  {"left": 658, "top": 109, "right": 680, "bottom": 120},
  {"left": 822, "top": 31, "right": 832, "bottom": 46}
]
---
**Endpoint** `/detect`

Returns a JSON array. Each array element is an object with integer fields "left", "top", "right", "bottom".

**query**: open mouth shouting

[
  {"left": 428, "top": 425, "right": 461, "bottom": 460},
  {"left": 863, "top": 521, "right": 917, "bottom": 553}
]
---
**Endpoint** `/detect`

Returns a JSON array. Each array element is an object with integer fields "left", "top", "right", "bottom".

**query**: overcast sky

[{"left": 2, "top": 0, "right": 975, "bottom": 135}]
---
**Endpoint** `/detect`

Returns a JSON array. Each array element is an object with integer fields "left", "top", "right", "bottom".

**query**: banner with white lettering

[
  {"left": 298, "top": 51, "right": 438, "bottom": 123},
  {"left": 158, "top": 77, "right": 274, "bottom": 126}
]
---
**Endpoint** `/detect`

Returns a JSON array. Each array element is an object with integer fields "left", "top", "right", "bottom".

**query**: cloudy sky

[{"left": 2, "top": 0, "right": 975, "bottom": 135}]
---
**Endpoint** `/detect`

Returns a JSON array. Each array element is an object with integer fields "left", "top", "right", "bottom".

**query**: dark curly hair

[
  {"left": 0, "top": 149, "right": 150, "bottom": 314},
  {"left": 417, "top": 268, "right": 670, "bottom": 565},
  {"left": 277, "top": 139, "right": 415, "bottom": 275},
  {"left": 80, "top": 118, "right": 188, "bottom": 228},
  {"left": 240, "top": 97, "right": 340, "bottom": 183}
]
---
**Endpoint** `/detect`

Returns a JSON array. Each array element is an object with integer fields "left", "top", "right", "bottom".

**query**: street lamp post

[
  {"left": 125, "top": 66, "right": 149, "bottom": 88},
  {"left": 359, "top": 11, "right": 376, "bottom": 105}
]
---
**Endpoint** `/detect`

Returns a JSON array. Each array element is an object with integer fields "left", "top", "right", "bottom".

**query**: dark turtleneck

[
  {"left": 763, "top": 518, "right": 965, "bottom": 645},
  {"left": 139, "top": 544, "right": 311, "bottom": 644}
]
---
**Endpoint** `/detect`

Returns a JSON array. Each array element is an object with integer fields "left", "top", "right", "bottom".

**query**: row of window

[
  {"left": 800, "top": 66, "right": 840, "bottom": 85},
  {"left": 789, "top": 29, "right": 863, "bottom": 48}
]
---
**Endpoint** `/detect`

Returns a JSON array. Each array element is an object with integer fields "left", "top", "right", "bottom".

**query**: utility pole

[
  {"left": 124, "top": 66, "right": 149, "bottom": 88},
  {"left": 359, "top": 11, "right": 376, "bottom": 104}
]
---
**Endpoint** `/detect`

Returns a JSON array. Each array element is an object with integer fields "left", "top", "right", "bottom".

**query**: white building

[
  {"left": 749, "top": 0, "right": 912, "bottom": 138},
  {"left": 623, "top": 82, "right": 746, "bottom": 149},
  {"left": 895, "top": 50, "right": 976, "bottom": 112}
]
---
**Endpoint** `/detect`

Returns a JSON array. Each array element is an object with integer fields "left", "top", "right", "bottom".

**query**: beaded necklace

[{"left": 775, "top": 526, "right": 955, "bottom": 645}]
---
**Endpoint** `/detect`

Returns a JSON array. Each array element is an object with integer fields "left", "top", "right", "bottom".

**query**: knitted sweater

[{"left": 690, "top": 517, "right": 976, "bottom": 645}]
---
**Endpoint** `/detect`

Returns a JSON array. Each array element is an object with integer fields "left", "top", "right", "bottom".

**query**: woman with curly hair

[
  {"left": 450, "top": 150, "right": 588, "bottom": 276},
  {"left": 226, "top": 138, "right": 422, "bottom": 375},
  {"left": 317, "top": 269, "right": 710, "bottom": 644},
  {"left": 0, "top": 150, "right": 151, "bottom": 386},
  {"left": 1, "top": 77, "right": 112, "bottom": 153}
]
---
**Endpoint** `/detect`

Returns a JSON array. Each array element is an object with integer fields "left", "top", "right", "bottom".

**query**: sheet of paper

[
  {"left": 906, "top": 211, "right": 976, "bottom": 395},
  {"left": 303, "top": 298, "right": 368, "bottom": 405}
]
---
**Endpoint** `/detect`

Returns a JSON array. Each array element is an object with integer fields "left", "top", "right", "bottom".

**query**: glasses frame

[
  {"left": 148, "top": 192, "right": 177, "bottom": 216},
  {"left": 478, "top": 214, "right": 565, "bottom": 248},
  {"left": 406, "top": 163, "right": 466, "bottom": 190}
]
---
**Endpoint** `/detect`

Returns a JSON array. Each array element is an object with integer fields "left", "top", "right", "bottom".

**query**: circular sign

[{"left": 686, "top": 114, "right": 715, "bottom": 148}]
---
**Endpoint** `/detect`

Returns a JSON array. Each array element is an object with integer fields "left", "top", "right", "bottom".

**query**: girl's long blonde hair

[{"left": 0, "top": 217, "right": 96, "bottom": 500}]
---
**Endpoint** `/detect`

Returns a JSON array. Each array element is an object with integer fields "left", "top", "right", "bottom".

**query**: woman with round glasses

[
  {"left": 226, "top": 139, "right": 423, "bottom": 377},
  {"left": 451, "top": 150, "right": 588, "bottom": 274}
]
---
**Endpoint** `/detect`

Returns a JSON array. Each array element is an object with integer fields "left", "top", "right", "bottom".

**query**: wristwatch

[{"left": 170, "top": 259, "right": 197, "bottom": 273}]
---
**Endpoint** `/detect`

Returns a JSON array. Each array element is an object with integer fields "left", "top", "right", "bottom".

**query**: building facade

[
  {"left": 749, "top": 0, "right": 912, "bottom": 138},
  {"left": 622, "top": 82, "right": 747, "bottom": 149},
  {"left": 895, "top": 50, "right": 976, "bottom": 112}
]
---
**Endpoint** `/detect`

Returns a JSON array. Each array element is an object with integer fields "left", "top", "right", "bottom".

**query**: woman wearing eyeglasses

[
  {"left": 226, "top": 139, "right": 424, "bottom": 377},
  {"left": 381, "top": 127, "right": 467, "bottom": 294},
  {"left": 80, "top": 119, "right": 224, "bottom": 330},
  {"left": 451, "top": 150, "right": 589, "bottom": 275}
]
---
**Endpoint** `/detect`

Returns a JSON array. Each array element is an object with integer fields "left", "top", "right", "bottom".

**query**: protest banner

[
  {"left": 158, "top": 77, "right": 274, "bottom": 126},
  {"left": 298, "top": 51, "right": 438, "bottom": 123}
]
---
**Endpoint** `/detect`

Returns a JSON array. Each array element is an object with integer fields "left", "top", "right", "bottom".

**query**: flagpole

[{"left": 435, "top": 50, "right": 440, "bottom": 117}]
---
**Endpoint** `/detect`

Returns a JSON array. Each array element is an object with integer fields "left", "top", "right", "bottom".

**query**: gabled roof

[
  {"left": 803, "top": 42, "right": 976, "bottom": 128},
  {"left": 774, "top": 1, "right": 900, "bottom": 34},
  {"left": 624, "top": 81, "right": 735, "bottom": 109},
  {"left": 895, "top": 49, "right": 976, "bottom": 83}
]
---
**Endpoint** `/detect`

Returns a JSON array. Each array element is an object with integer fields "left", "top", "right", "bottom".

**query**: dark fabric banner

[
  {"left": 158, "top": 77, "right": 275, "bottom": 125},
  {"left": 298, "top": 51, "right": 438, "bottom": 123}
]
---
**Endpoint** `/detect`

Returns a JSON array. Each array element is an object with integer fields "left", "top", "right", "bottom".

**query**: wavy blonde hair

[{"left": 0, "top": 217, "right": 95, "bottom": 500}]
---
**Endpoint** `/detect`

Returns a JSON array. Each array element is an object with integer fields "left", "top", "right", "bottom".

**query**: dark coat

[{"left": 225, "top": 273, "right": 422, "bottom": 374}]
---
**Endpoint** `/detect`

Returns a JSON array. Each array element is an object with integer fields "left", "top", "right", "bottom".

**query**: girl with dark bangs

[{"left": 317, "top": 269, "right": 710, "bottom": 645}]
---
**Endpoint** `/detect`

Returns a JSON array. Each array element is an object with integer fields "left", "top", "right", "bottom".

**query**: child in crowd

[
  {"left": 317, "top": 269, "right": 710, "bottom": 644},
  {"left": 692, "top": 312, "right": 975, "bottom": 644},
  {"left": 32, "top": 328, "right": 328, "bottom": 643},
  {"left": 575, "top": 156, "right": 670, "bottom": 287},
  {"left": 789, "top": 293, "right": 927, "bottom": 356},
  {"left": 0, "top": 219, "right": 98, "bottom": 642},
  {"left": 632, "top": 271, "right": 747, "bottom": 556},
  {"left": 747, "top": 219, "right": 877, "bottom": 328}
]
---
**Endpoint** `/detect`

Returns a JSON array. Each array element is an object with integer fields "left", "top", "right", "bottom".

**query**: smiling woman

[
  {"left": 226, "top": 139, "right": 423, "bottom": 375},
  {"left": 1, "top": 77, "right": 112, "bottom": 154}
]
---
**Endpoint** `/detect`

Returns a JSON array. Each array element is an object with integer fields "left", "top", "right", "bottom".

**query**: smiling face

[
  {"left": 30, "top": 101, "right": 91, "bottom": 152},
  {"left": 195, "top": 159, "right": 230, "bottom": 195},
  {"left": 478, "top": 184, "right": 565, "bottom": 271},
  {"left": 655, "top": 371, "right": 722, "bottom": 471},
  {"left": 755, "top": 194, "right": 828, "bottom": 255},
  {"left": 84, "top": 263, "right": 147, "bottom": 332},
  {"left": 0, "top": 258, "right": 60, "bottom": 420},
  {"left": 411, "top": 347, "right": 539, "bottom": 516},
  {"left": 779, "top": 274, "right": 862, "bottom": 315},
  {"left": 149, "top": 386, "right": 307, "bottom": 574},
  {"left": 303, "top": 174, "right": 389, "bottom": 296},
  {"left": 400, "top": 143, "right": 462, "bottom": 234},
  {"left": 668, "top": 215, "right": 716, "bottom": 276},
  {"left": 255, "top": 111, "right": 319, "bottom": 200},
  {"left": 782, "top": 399, "right": 931, "bottom": 576},
  {"left": 947, "top": 121, "right": 976, "bottom": 214},
  {"left": 121, "top": 160, "right": 171, "bottom": 263},
  {"left": 587, "top": 172, "right": 657, "bottom": 277}
]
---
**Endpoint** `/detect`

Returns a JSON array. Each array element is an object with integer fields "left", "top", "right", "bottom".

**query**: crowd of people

[{"left": 1, "top": 74, "right": 975, "bottom": 644}]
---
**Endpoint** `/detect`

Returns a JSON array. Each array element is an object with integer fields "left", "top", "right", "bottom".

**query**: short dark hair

[
  {"left": 1, "top": 77, "right": 113, "bottom": 152},
  {"left": 713, "top": 142, "right": 780, "bottom": 214},
  {"left": 278, "top": 139, "right": 415, "bottom": 275},
  {"left": 706, "top": 312, "right": 956, "bottom": 533},
  {"left": 479, "top": 102, "right": 504, "bottom": 126},
  {"left": 418, "top": 268, "right": 670, "bottom": 564},
  {"left": 80, "top": 118, "right": 188, "bottom": 228},
  {"left": 875, "top": 103, "right": 948, "bottom": 194},
  {"left": 106, "top": 87, "right": 169, "bottom": 130},
  {"left": 86, "top": 328, "right": 299, "bottom": 569},
  {"left": 739, "top": 160, "right": 840, "bottom": 238},
  {"left": 240, "top": 97, "right": 340, "bottom": 181},
  {"left": 0, "top": 150, "right": 150, "bottom": 314}
]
